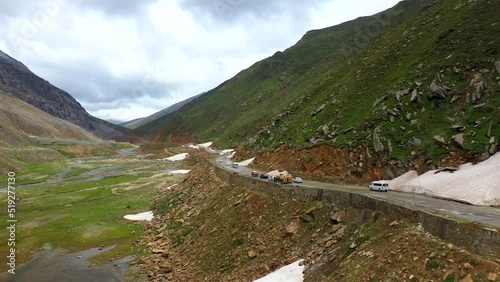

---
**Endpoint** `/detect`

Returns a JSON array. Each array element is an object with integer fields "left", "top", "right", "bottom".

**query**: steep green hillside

[
  {"left": 256, "top": 0, "right": 500, "bottom": 160},
  {"left": 137, "top": 0, "right": 434, "bottom": 140},
  {"left": 138, "top": 0, "right": 499, "bottom": 161}
]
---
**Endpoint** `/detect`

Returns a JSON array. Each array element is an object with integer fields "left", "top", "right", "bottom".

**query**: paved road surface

[{"left": 217, "top": 156, "right": 500, "bottom": 229}]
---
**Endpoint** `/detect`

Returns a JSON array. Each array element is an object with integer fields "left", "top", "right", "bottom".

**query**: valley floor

[
  {"left": 0, "top": 143, "right": 499, "bottom": 281},
  {"left": 0, "top": 146, "right": 190, "bottom": 281}
]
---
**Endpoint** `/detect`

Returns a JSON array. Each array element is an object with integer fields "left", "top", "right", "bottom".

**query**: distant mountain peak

[
  {"left": 0, "top": 50, "right": 31, "bottom": 73},
  {"left": 0, "top": 50, "right": 126, "bottom": 139}
]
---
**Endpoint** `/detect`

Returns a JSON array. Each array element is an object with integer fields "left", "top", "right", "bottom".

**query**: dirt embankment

[
  {"left": 244, "top": 144, "right": 474, "bottom": 185},
  {"left": 138, "top": 151, "right": 500, "bottom": 281}
]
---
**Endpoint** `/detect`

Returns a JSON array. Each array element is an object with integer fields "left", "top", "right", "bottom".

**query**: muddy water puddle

[{"left": 0, "top": 245, "right": 134, "bottom": 282}]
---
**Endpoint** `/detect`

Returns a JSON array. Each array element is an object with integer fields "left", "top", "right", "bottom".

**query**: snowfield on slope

[
  {"left": 390, "top": 153, "right": 500, "bottom": 206},
  {"left": 123, "top": 211, "right": 154, "bottom": 221},
  {"left": 253, "top": 259, "right": 304, "bottom": 282},
  {"left": 164, "top": 153, "right": 188, "bottom": 161},
  {"left": 235, "top": 157, "right": 255, "bottom": 166},
  {"left": 169, "top": 170, "right": 191, "bottom": 175}
]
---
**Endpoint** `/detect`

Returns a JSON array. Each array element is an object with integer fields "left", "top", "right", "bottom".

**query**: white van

[{"left": 369, "top": 180, "right": 389, "bottom": 192}]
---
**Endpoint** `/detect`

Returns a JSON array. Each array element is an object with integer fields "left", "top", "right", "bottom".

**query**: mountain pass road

[{"left": 216, "top": 156, "right": 500, "bottom": 229}]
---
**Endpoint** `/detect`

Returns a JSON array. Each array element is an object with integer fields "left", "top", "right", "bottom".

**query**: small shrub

[
  {"left": 425, "top": 259, "right": 439, "bottom": 270},
  {"left": 233, "top": 238, "right": 244, "bottom": 246}
]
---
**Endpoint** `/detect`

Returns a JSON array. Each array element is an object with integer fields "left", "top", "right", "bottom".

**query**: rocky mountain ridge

[{"left": 0, "top": 50, "right": 125, "bottom": 139}]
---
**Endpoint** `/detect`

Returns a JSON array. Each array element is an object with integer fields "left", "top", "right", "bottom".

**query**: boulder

[
  {"left": 429, "top": 81, "right": 447, "bottom": 100},
  {"left": 450, "top": 124, "right": 465, "bottom": 132},
  {"left": 450, "top": 94, "right": 460, "bottom": 103},
  {"left": 495, "top": 61, "right": 500, "bottom": 74},
  {"left": 473, "top": 103, "right": 486, "bottom": 109},
  {"left": 452, "top": 133, "right": 465, "bottom": 149},
  {"left": 393, "top": 91, "right": 403, "bottom": 101},
  {"left": 388, "top": 108, "right": 400, "bottom": 117},
  {"left": 373, "top": 127, "right": 385, "bottom": 153},
  {"left": 405, "top": 113, "right": 412, "bottom": 121},
  {"left": 285, "top": 218, "right": 300, "bottom": 235},
  {"left": 330, "top": 211, "right": 345, "bottom": 224},
  {"left": 489, "top": 143, "right": 498, "bottom": 155},
  {"left": 321, "top": 124, "right": 329, "bottom": 136},
  {"left": 248, "top": 251, "right": 258, "bottom": 258},
  {"left": 342, "top": 127, "right": 353, "bottom": 134},
  {"left": 433, "top": 135, "right": 447, "bottom": 147},
  {"left": 472, "top": 81, "right": 485, "bottom": 102},
  {"left": 411, "top": 137, "right": 422, "bottom": 147},
  {"left": 311, "top": 104, "right": 326, "bottom": 116},
  {"left": 410, "top": 89, "right": 420, "bottom": 104},
  {"left": 478, "top": 152, "right": 490, "bottom": 162}
]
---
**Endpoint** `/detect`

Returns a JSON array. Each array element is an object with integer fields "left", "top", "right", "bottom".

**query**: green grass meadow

[{"left": 0, "top": 159, "right": 171, "bottom": 270}]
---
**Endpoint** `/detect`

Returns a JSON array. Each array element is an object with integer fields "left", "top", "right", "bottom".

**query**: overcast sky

[{"left": 0, "top": 0, "right": 400, "bottom": 122}]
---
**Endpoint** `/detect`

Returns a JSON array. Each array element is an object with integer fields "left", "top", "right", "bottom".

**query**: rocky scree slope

[
  {"left": 137, "top": 0, "right": 499, "bottom": 179},
  {"left": 0, "top": 50, "right": 125, "bottom": 139},
  {"left": 139, "top": 151, "right": 500, "bottom": 281}
]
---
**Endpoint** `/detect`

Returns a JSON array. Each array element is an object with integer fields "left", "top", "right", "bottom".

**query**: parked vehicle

[
  {"left": 275, "top": 173, "right": 293, "bottom": 184},
  {"left": 232, "top": 163, "right": 239, "bottom": 168},
  {"left": 251, "top": 171, "right": 259, "bottom": 177},
  {"left": 259, "top": 174, "right": 269, "bottom": 179},
  {"left": 369, "top": 180, "right": 389, "bottom": 192},
  {"left": 292, "top": 177, "right": 303, "bottom": 183}
]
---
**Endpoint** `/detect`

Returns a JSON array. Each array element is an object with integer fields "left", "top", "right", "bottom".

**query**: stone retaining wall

[{"left": 215, "top": 165, "right": 500, "bottom": 258}]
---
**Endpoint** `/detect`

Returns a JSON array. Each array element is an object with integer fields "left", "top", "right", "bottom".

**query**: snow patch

[
  {"left": 169, "top": 170, "right": 191, "bottom": 174},
  {"left": 166, "top": 184, "right": 178, "bottom": 190},
  {"left": 219, "top": 149, "right": 235, "bottom": 155},
  {"left": 124, "top": 211, "right": 154, "bottom": 221},
  {"left": 253, "top": 259, "right": 304, "bottom": 282},
  {"left": 197, "top": 142, "right": 213, "bottom": 148},
  {"left": 390, "top": 153, "right": 500, "bottom": 206},
  {"left": 164, "top": 153, "right": 188, "bottom": 161},
  {"left": 236, "top": 157, "right": 255, "bottom": 167}
]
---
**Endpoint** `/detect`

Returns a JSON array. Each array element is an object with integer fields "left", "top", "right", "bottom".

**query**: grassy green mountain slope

[
  {"left": 138, "top": 0, "right": 499, "bottom": 164},
  {"left": 257, "top": 0, "right": 500, "bottom": 158},
  {"left": 136, "top": 0, "right": 435, "bottom": 141},
  {"left": 123, "top": 93, "right": 204, "bottom": 130}
]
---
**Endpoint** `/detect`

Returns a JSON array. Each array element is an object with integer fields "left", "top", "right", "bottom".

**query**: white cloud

[{"left": 0, "top": 0, "right": 402, "bottom": 122}]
